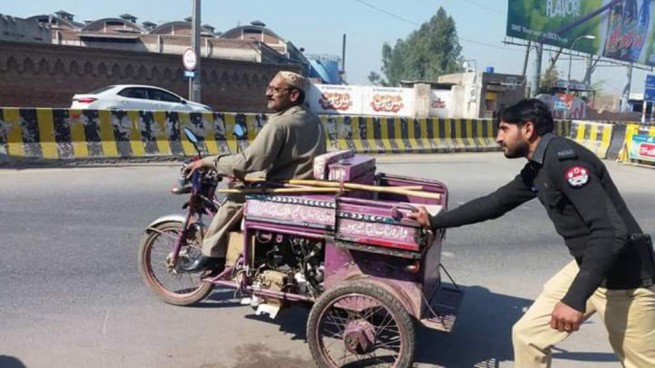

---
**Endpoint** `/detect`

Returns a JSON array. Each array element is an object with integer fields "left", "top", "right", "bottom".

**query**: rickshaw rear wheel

[
  {"left": 138, "top": 221, "right": 214, "bottom": 306},
  {"left": 307, "top": 281, "right": 415, "bottom": 368}
]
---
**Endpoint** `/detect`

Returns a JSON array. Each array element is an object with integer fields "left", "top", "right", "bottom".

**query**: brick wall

[{"left": 0, "top": 41, "right": 302, "bottom": 112}]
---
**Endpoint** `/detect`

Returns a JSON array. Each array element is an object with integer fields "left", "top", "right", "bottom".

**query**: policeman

[{"left": 410, "top": 98, "right": 655, "bottom": 367}]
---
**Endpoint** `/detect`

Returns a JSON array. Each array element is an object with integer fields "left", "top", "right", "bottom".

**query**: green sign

[
  {"left": 507, "top": 0, "right": 655, "bottom": 66},
  {"left": 629, "top": 133, "right": 655, "bottom": 161}
]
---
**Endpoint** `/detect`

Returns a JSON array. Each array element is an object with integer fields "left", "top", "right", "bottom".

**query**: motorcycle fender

[{"left": 145, "top": 214, "right": 187, "bottom": 234}]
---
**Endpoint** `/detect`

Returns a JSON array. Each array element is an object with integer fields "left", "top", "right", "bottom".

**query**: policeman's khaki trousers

[{"left": 512, "top": 260, "right": 655, "bottom": 368}]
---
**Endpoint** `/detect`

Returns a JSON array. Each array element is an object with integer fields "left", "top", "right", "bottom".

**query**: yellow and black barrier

[
  {"left": 320, "top": 116, "right": 499, "bottom": 154},
  {"left": 570, "top": 120, "right": 615, "bottom": 159},
  {"left": 0, "top": 108, "right": 576, "bottom": 162},
  {"left": 554, "top": 119, "right": 572, "bottom": 138},
  {"left": 0, "top": 108, "right": 267, "bottom": 161}
]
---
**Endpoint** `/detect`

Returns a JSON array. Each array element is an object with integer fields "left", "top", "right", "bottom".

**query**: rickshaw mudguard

[
  {"left": 145, "top": 214, "right": 187, "bottom": 232},
  {"left": 335, "top": 272, "right": 419, "bottom": 318},
  {"left": 325, "top": 266, "right": 464, "bottom": 333},
  {"left": 323, "top": 241, "right": 464, "bottom": 333},
  {"left": 322, "top": 244, "right": 422, "bottom": 317}
]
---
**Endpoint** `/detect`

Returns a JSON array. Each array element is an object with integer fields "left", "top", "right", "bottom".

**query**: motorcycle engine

[
  {"left": 252, "top": 231, "right": 325, "bottom": 297},
  {"left": 255, "top": 270, "right": 288, "bottom": 306}
]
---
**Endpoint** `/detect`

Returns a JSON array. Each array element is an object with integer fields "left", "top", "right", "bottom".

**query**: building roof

[
  {"left": 119, "top": 13, "right": 137, "bottom": 22},
  {"left": 150, "top": 21, "right": 192, "bottom": 35},
  {"left": 81, "top": 17, "right": 147, "bottom": 34},
  {"left": 400, "top": 80, "right": 456, "bottom": 89},
  {"left": 220, "top": 22, "right": 286, "bottom": 43},
  {"left": 27, "top": 13, "right": 84, "bottom": 30}
]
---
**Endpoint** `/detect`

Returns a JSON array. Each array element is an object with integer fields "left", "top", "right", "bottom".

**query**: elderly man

[{"left": 182, "top": 71, "right": 327, "bottom": 272}]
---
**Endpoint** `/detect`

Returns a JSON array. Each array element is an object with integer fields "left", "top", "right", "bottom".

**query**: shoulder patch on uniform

[
  {"left": 565, "top": 166, "right": 589, "bottom": 187},
  {"left": 556, "top": 149, "right": 577, "bottom": 160}
]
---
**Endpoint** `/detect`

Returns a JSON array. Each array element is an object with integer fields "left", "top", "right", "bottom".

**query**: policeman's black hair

[{"left": 498, "top": 98, "right": 554, "bottom": 136}]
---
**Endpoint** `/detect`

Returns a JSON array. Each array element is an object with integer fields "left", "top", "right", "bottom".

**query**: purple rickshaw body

[
  {"left": 140, "top": 146, "right": 463, "bottom": 367},
  {"left": 219, "top": 150, "right": 456, "bottom": 326}
]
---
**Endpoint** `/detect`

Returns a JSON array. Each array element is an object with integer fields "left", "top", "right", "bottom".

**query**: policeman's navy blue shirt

[{"left": 429, "top": 133, "right": 644, "bottom": 312}]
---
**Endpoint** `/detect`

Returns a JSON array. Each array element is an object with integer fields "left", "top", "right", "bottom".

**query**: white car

[{"left": 71, "top": 84, "right": 212, "bottom": 112}]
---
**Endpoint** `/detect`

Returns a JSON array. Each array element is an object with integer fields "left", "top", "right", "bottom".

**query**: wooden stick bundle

[
  {"left": 217, "top": 187, "right": 343, "bottom": 194},
  {"left": 286, "top": 179, "right": 441, "bottom": 200},
  {"left": 218, "top": 179, "right": 441, "bottom": 200}
]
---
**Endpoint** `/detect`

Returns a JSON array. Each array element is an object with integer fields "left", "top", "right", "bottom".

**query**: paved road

[{"left": 1, "top": 153, "right": 654, "bottom": 368}]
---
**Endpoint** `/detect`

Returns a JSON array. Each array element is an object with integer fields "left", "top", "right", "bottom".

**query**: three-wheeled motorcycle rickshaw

[{"left": 138, "top": 128, "right": 464, "bottom": 368}]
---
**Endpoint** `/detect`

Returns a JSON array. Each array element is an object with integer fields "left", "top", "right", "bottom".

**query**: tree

[
  {"left": 590, "top": 79, "right": 606, "bottom": 93},
  {"left": 368, "top": 7, "right": 463, "bottom": 86},
  {"left": 539, "top": 66, "right": 559, "bottom": 94},
  {"left": 367, "top": 71, "right": 386, "bottom": 86}
]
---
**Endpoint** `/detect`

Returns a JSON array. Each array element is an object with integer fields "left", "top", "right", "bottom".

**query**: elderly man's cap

[{"left": 275, "top": 71, "right": 308, "bottom": 91}]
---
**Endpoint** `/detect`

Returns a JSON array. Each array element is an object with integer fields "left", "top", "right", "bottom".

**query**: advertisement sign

[
  {"left": 307, "top": 84, "right": 361, "bottom": 115},
  {"left": 429, "top": 90, "right": 453, "bottom": 118},
  {"left": 507, "top": 0, "right": 655, "bottom": 66},
  {"left": 645, "top": 74, "right": 655, "bottom": 100},
  {"left": 554, "top": 79, "right": 589, "bottom": 90},
  {"left": 536, "top": 93, "right": 587, "bottom": 119},
  {"left": 629, "top": 133, "right": 655, "bottom": 161},
  {"left": 361, "top": 87, "right": 415, "bottom": 117},
  {"left": 307, "top": 84, "right": 416, "bottom": 117}
]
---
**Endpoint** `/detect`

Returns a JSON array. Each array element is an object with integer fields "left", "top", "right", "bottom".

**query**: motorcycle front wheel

[{"left": 138, "top": 220, "right": 214, "bottom": 306}]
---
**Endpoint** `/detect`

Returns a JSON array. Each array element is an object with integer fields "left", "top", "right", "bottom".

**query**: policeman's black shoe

[{"left": 179, "top": 255, "right": 225, "bottom": 273}]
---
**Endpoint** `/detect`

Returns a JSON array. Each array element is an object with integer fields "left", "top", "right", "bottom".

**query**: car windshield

[{"left": 89, "top": 85, "right": 116, "bottom": 94}]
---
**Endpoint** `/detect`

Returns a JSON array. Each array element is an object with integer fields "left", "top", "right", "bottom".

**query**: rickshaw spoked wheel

[
  {"left": 137, "top": 220, "right": 214, "bottom": 306},
  {"left": 306, "top": 281, "right": 415, "bottom": 368}
]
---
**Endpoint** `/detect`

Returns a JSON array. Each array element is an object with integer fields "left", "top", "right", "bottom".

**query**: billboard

[
  {"left": 307, "top": 84, "right": 362, "bottom": 115},
  {"left": 629, "top": 133, "right": 655, "bottom": 161},
  {"left": 307, "top": 84, "right": 417, "bottom": 117},
  {"left": 429, "top": 90, "right": 453, "bottom": 118},
  {"left": 507, "top": 0, "right": 655, "bottom": 66},
  {"left": 537, "top": 93, "right": 587, "bottom": 118},
  {"left": 360, "top": 87, "right": 416, "bottom": 117}
]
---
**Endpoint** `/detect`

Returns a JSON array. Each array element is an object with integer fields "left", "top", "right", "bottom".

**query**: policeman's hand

[
  {"left": 550, "top": 302, "right": 583, "bottom": 333},
  {"left": 408, "top": 206, "right": 431, "bottom": 229}
]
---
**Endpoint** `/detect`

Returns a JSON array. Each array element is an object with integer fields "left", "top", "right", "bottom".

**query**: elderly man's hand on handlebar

[{"left": 184, "top": 159, "right": 211, "bottom": 178}]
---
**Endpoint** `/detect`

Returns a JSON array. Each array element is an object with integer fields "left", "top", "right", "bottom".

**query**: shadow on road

[
  {"left": 243, "top": 304, "right": 310, "bottom": 341},
  {"left": 550, "top": 347, "right": 618, "bottom": 364},
  {"left": 411, "top": 285, "right": 532, "bottom": 367},
  {"left": 0, "top": 356, "right": 27, "bottom": 368},
  {"left": 198, "top": 284, "right": 534, "bottom": 367},
  {"left": 187, "top": 288, "right": 245, "bottom": 309},
  {"left": 163, "top": 283, "right": 619, "bottom": 367},
  {"left": 191, "top": 284, "right": 532, "bottom": 366}
]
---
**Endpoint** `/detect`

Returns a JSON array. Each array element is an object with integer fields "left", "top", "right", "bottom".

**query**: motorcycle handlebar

[{"left": 170, "top": 162, "right": 223, "bottom": 195}]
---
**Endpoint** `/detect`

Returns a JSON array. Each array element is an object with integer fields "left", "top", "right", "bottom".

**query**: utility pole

[
  {"left": 621, "top": 63, "right": 633, "bottom": 112},
  {"left": 583, "top": 55, "right": 593, "bottom": 88},
  {"left": 530, "top": 43, "right": 543, "bottom": 97},
  {"left": 566, "top": 35, "right": 595, "bottom": 96},
  {"left": 190, "top": 0, "right": 202, "bottom": 102},
  {"left": 521, "top": 41, "right": 531, "bottom": 78}
]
